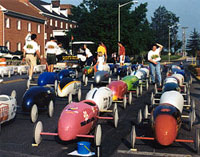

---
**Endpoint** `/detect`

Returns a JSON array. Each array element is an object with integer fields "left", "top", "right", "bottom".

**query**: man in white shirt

[
  {"left": 45, "top": 37, "right": 58, "bottom": 72},
  {"left": 84, "top": 44, "right": 93, "bottom": 66},
  {"left": 148, "top": 43, "right": 163, "bottom": 86},
  {"left": 23, "top": 34, "right": 41, "bottom": 80}
]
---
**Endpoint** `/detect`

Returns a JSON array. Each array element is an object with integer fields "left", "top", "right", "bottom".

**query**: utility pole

[{"left": 182, "top": 27, "right": 188, "bottom": 57}]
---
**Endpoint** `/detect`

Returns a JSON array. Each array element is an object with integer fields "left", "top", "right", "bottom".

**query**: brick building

[
  {"left": 0, "top": 0, "right": 45, "bottom": 55},
  {"left": 30, "top": 0, "right": 76, "bottom": 49},
  {"left": 0, "top": 0, "right": 76, "bottom": 55}
]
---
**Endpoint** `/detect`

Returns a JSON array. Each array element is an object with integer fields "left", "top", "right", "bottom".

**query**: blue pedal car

[{"left": 22, "top": 86, "right": 55, "bottom": 123}]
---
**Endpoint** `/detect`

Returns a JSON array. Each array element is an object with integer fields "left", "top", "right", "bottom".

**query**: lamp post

[
  {"left": 168, "top": 24, "right": 180, "bottom": 62},
  {"left": 118, "top": 1, "right": 138, "bottom": 53}
]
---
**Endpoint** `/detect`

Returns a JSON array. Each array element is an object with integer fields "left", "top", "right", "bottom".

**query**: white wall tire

[
  {"left": 48, "top": 100, "right": 54, "bottom": 118},
  {"left": 131, "top": 125, "right": 136, "bottom": 149},
  {"left": 137, "top": 109, "right": 142, "bottom": 124},
  {"left": 146, "top": 80, "right": 149, "bottom": 91},
  {"left": 123, "top": 95, "right": 127, "bottom": 109},
  {"left": 75, "top": 70, "right": 79, "bottom": 79},
  {"left": 33, "top": 121, "right": 43, "bottom": 145},
  {"left": 144, "top": 105, "right": 149, "bottom": 119},
  {"left": 85, "top": 76, "right": 88, "bottom": 86},
  {"left": 68, "top": 93, "right": 72, "bottom": 104},
  {"left": 108, "top": 77, "right": 111, "bottom": 84},
  {"left": 31, "top": 104, "right": 38, "bottom": 123},
  {"left": 113, "top": 106, "right": 119, "bottom": 128},
  {"left": 11, "top": 90, "right": 16, "bottom": 99},
  {"left": 54, "top": 80, "right": 58, "bottom": 92},
  {"left": 27, "top": 79, "right": 30, "bottom": 89},
  {"left": 78, "top": 89, "right": 81, "bottom": 101},
  {"left": 140, "top": 84, "right": 143, "bottom": 95},
  {"left": 136, "top": 87, "right": 139, "bottom": 98},
  {"left": 82, "top": 74, "right": 85, "bottom": 82},
  {"left": 128, "top": 92, "right": 132, "bottom": 105},
  {"left": 95, "top": 124, "right": 102, "bottom": 146},
  {"left": 117, "top": 75, "right": 120, "bottom": 81}
]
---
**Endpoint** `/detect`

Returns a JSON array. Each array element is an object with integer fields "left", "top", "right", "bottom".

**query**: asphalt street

[{"left": 0, "top": 60, "right": 200, "bottom": 157}]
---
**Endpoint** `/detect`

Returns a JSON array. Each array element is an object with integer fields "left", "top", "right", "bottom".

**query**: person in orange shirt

[{"left": 118, "top": 42, "right": 125, "bottom": 66}]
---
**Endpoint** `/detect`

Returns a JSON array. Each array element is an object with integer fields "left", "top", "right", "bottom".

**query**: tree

[
  {"left": 68, "top": 0, "right": 153, "bottom": 57},
  {"left": 186, "top": 28, "right": 200, "bottom": 57},
  {"left": 151, "top": 6, "right": 181, "bottom": 53}
]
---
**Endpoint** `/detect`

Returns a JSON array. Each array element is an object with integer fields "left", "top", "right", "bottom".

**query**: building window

[
  {"left": 5, "top": 18, "right": 10, "bottom": 28},
  {"left": 50, "top": 19, "right": 52, "bottom": 26},
  {"left": 37, "top": 25, "right": 41, "bottom": 34},
  {"left": 17, "top": 20, "right": 21, "bottom": 30},
  {"left": 66, "top": 23, "right": 68, "bottom": 29},
  {"left": 60, "top": 22, "right": 63, "bottom": 28},
  {"left": 44, "top": 33, "right": 47, "bottom": 40},
  {"left": 28, "top": 23, "right": 31, "bottom": 32},
  {"left": 55, "top": 20, "right": 57, "bottom": 27},
  {"left": 17, "top": 42, "right": 21, "bottom": 51},
  {"left": 5, "top": 41, "right": 10, "bottom": 50}
]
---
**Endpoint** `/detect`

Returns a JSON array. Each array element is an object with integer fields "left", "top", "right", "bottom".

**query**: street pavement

[{"left": 0, "top": 60, "right": 200, "bottom": 157}]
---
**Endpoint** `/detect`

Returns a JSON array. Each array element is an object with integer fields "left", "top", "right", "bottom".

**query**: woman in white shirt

[{"left": 148, "top": 43, "right": 163, "bottom": 86}]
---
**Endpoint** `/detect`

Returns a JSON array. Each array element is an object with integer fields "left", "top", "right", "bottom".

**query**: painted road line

[
  {"left": 117, "top": 150, "right": 192, "bottom": 157},
  {"left": 2, "top": 79, "right": 26, "bottom": 84}
]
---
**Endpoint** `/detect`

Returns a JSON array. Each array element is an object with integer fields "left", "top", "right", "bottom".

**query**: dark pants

[{"left": 86, "top": 56, "right": 93, "bottom": 66}]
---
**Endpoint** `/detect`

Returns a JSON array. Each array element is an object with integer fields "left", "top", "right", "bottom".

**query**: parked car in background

[{"left": 0, "top": 46, "right": 22, "bottom": 60}]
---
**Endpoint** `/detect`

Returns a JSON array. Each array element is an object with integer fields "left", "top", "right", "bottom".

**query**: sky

[{"left": 43, "top": 0, "right": 200, "bottom": 39}]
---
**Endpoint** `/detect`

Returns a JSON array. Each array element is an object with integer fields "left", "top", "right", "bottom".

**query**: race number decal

[{"left": 0, "top": 103, "right": 9, "bottom": 122}]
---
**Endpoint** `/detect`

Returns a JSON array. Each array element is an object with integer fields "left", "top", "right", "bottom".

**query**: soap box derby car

[
  {"left": 84, "top": 70, "right": 111, "bottom": 87},
  {"left": 27, "top": 69, "right": 77, "bottom": 89},
  {"left": 116, "top": 65, "right": 130, "bottom": 80},
  {"left": 131, "top": 67, "right": 150, "bottom": 93},
  {"left": 33, "top": 99, "right": 118, "bottom": 155},
  {"left": 22, "top": 86, "right": 55, "bottom": 123},
  {"left": 85, "top": 87, "right": 119, "bottom": 127},
  {"left": 0, "top": 90, "right": 17, "bottom": 130},
  {"left": 57, "top": 77, "right": 81, "bottom": 103},
  {"left": 82, "top": 66, "right": 94, "bottom": 82},
  {"left": 122, "top": 75, "right": 140, "bottom": 97},
  {"left": 151, "top": 75, "right": 192, "bottom": 110},
  {"left": 108, "top": 80, "right": 132, "bottom": 109},
  {"left": 131, "top": 90, "right": 198, "bottom": 152}
]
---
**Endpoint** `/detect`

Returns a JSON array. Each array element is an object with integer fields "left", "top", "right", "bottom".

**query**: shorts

[
  {"left": 120, "top": 55, "right": 125, "bottom": 64},
  {"left": 26, "top": 54, "right": 36, "bottom": 67},
  {"left": 47, "top": 54, "right": 56, "bottom": 65}
]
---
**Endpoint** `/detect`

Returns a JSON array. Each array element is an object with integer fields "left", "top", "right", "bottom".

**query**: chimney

[{"left": 52, "top": 0, "right": 60, "bottom": 8}]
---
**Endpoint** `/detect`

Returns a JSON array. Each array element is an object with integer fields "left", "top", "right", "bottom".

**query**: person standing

[
  {"left": 118, "top": 42, "right": 125, "bottom": 66},
  {"left": 148, "top": 43, "right": 163, "bottom": 86},
  {"left": 97, "top": 42, "right": 107, "bottom": 63},
  {"left": 45, "top": 37, "right": 58, "bottom": 72},
  {"left": 84, "top": 44, "right": 93, "bottom": 66},
  {"left": 23, "top": 34, "right": 41, "bottom": 81}
]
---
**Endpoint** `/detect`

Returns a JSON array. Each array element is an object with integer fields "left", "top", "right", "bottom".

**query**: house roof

[
  {"left": 0, "top": 0, "right": 45, "bottom": 21},
  {"left": 29, "top": 0, "right": 75, "bottom": 23}
]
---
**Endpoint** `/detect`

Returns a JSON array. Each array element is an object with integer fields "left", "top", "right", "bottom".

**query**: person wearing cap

[{"left": 23, "top": 33, "right": 41, "bottom": 81}]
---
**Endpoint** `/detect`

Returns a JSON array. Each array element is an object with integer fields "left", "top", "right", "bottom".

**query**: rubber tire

[
  {"left": 33, "top": 121, "right": 43, "bottom": 145},
  {"left": 48, "top": 100, "right": 54, "bottom": 118},
  {"left": 31, "top": 104, "right": 38, "bottom": 123},
  {"left": 78, "top": 88, "right": 81, "bottom": 101}
]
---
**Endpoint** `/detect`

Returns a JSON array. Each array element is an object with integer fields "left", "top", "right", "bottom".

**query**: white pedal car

[
  {"left": 86, "top": 87, "right": 113, "bottom": 111},
  {"left": 0, "top": 90, "right": 17, "bottom": 130}
]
